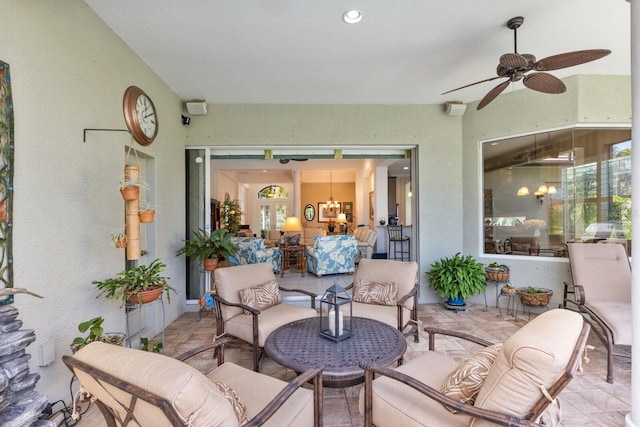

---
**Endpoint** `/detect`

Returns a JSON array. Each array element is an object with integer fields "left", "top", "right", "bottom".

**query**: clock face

[
  {"left": 135, "top": 94, "right": 157, "bottom": 138},
  {"left": 123, "top": 86, "right": 158, "bottom": 146}
]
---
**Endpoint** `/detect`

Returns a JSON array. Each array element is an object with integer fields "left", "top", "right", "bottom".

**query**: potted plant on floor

[
  {"left": 70, "top": 316, "right": 125, "bottom": 353},
  {"left": 176, "top": 228, "right": 237, "bottom": 271},
  {"left": 93, "top": 258, "right": 176, "bottom": 308},
  {"left": 426, "top": 252, "right": 486, "bottom": 307}
]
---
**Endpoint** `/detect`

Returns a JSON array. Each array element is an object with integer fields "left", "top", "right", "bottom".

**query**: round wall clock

[
  {"left": 304, "top": 204, "right": 315, "bottom": 221},
  {"left": 123, "top": 86, "right": 158, "bottom": 146}
]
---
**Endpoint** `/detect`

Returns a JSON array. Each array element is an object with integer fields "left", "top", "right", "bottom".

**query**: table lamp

[
  {"left": 282, "top": 216, "right": 303, "bottom": 245},
  {"left": 337, "top": 213, "right": 348, "bottom": 234}
]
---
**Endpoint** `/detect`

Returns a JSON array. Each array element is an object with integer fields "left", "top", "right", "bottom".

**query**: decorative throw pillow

[
  {"left": 440, "top": 343, "right": 503, "bottom": 413},
  {"left": 211, "top": 380, "right": 249, "bottom": 424},
  {"left": 288, "top": 233, "right": 301, "bottom": 245},
  {"left": 239, "top": 279, "right": 282, "bottom": 314},
  {"left": 352, "top": 279, "right": 398, "bottom": 306}
]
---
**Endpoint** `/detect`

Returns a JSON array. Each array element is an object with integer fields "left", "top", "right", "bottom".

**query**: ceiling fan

[
  {"left": 442, "top": 16, "right": 611, "bottom": 110},
  {"left": 279, "top": 158, "right": 309, "bottom": 164}
]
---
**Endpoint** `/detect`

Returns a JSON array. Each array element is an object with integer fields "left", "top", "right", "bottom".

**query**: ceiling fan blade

[
  {"left": 441, "top": 76, "right": 502, "bottom": 95},
  {"left": 534, "top": 49, "right": 611, "bottom": 71},
  {"left": 499, "top": 53, "right": 528, "bottom": 70},
  {"left": 523, "top": 72, "right": 566, "bottom": 94},
  {"left": 477, "top": 80, "right": 510, "bottom": 110}
]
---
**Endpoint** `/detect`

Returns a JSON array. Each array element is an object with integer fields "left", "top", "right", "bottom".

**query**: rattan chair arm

[
  {"left": 424, "top": 326, "right": 494, "bottom": 351},
  {"left": 243, "top": 367, "right": 323, "bottom": 427},
  {"left": 362, "top": 363, "right": 542, "bottom": 427},
  {"left": 212, "top": 293, "right": 260, "bottom": 315},
  {"left": 396, "top": 285, "right": 418, "bottom": 306}
]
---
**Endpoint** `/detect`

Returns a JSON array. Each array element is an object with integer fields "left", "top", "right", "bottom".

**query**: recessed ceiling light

[{"left": 343, "top": 10, "right": 362, "bottom": 24}]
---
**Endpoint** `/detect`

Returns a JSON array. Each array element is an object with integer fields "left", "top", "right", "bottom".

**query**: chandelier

[{"left": 327, "top": 170, "right": 339, "bottom": 215}]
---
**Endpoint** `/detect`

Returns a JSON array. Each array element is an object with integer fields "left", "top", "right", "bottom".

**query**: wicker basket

[
  {"left": 485, "top": 268, "right": 510, "bottom": 282},
  {"left": 517, "top": 287, "right": 553, "bottom": 306}
]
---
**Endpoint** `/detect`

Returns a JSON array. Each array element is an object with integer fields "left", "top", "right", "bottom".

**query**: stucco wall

[{"left": 1, "top": 1, "right": 187, "bottom": 403}]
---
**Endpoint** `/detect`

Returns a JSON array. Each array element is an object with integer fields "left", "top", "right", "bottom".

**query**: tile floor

[{"left": 76, "top": 272, "right": 631, "bottom": 426}]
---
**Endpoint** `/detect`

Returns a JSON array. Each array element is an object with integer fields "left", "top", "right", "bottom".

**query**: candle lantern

[{"left": 320, "top": 282, "right": 352, "bottom": 342}]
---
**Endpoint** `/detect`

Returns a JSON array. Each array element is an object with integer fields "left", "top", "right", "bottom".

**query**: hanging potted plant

[
  {"left": 138, "top": 201, "right": 158, "bottom": 223},
  {"left": 119, "top": 178, "right": 150, "bottom": 201},
  {"left": 93, "top": 258, "right": 177, "bottom": 308},
  {"left": 426, "top": 252, "right": 487, "bottom": 306},
  {"left": 176, "top": 228, "right": 238, "bottom": 271},
  {"left": 110, "top": 226, "right": 127, "bottom": 248}
]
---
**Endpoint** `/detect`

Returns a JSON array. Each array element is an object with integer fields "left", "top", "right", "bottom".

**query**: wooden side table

[{"left": 281, "top": 244, "right": 305, "bottom": 277}]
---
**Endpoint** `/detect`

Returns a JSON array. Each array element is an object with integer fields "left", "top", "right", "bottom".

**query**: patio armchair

[
  {"left": 63, "top": 340, "right": 322, "bottom": 426},
  {"left": 359, "top": 309, "right": 589, "bottom": 427},
  {"left": 213, "top": 262, "right": 318, "bottom": 371},
  {"left": 565, "top": 242, "right": 631, "bottom": 383},
  {"left": 346, "top": 258, "right": 419, "bottom": 342}
]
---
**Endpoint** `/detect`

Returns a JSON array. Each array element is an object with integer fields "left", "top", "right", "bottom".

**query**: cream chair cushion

[
  {"left": 472, "top": 309, "right": 584, "bottom": 426},
  {"left": 214, "top": 263, "right": 317, "bottom": 347},
  {"left": 350, "top": 259, "right": 417, "bottom": 329},
  {"left": 72, "top": 342, "right": 315, "bottom": 427},
  {"left": 73, "top": 342, "right": 239, "bottom": 426}
]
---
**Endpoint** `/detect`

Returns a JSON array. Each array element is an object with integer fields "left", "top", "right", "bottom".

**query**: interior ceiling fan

[
  {"left": 279, "top": 158, "right": 309, "bottom": 164},
  {"left": 442, "top": 16, "right": 611, "bottom": 110}
]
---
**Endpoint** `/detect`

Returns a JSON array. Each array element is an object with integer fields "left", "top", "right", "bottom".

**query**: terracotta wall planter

[
  {"left": 115, "top": 235, "right": 127, "bottom": 248},
  {"left": 139, "top": 210, "right": 155, "bottom": 223},
  {"left": 120, "top": 186, "right": 139, "bottom": 201}
]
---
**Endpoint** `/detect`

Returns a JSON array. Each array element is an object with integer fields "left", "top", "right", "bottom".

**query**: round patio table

[{"left": 264, "top": 316, "right": 406, "bottom": 388}]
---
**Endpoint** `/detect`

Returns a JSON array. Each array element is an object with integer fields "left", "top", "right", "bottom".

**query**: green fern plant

[{"left": 426, "top": 252, "right": 487, "bottom": 299}]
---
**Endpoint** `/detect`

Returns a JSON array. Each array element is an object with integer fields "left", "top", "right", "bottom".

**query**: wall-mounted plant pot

[
  {"left": 114, "top": 235, "right": 127, "bottom": 248},
  {"left": 120, "top": 186, "right": 139, "bottom": 201},
  {"left": 203, "top": 258, "right": 219, "bottom": 272},
  {"left": 139, "top": 210, "right": 155, "bottom": 223},
  {"left": 126, "top": 285, "right": 164, "bottom": 305}
]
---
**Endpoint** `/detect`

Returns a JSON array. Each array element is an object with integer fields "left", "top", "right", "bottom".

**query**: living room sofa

[
  {"left": 306, "top": 235, "right": 357, "bottom": 277},
  {"left": 228, "top": 237, "right": 282, "bottom": 272},
  {"left": 263, "top": 227, "right": 327, "bottom": 247},
  {"left": 353, "top": 227, "right": 377, "bottom": 259}
]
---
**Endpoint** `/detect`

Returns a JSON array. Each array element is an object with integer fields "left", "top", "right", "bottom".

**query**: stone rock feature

[{"left": 0, "top": 305, "right": 50, "bottom": 427}]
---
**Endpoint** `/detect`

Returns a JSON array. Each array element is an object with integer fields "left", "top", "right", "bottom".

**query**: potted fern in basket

[{"left": 427, "top": 252, "right": 487, "bottom": 306}]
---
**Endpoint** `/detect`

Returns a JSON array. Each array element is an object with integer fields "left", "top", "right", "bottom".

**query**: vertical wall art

[{"left": 0, "top": 62, "right": 14, "bottom": 304}]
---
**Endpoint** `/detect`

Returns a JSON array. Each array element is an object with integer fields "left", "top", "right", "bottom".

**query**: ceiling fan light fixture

[{"left": 342, "top": 10, "right": 362, "bottom": 24}]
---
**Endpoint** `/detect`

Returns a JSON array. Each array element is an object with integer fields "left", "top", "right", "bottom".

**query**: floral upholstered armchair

[
  {"left": 306, "top": 235, "right": 357, "bottom": 277},
  {"left": 228, "top": 237, "right": 282, "bottom": 272}
]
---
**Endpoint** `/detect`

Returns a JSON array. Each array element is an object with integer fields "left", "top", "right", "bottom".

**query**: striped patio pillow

[
  {"left": 239, "top": 279, "right": 282, "bottom": 314},
  {"left": 440, "top": 343, "right": 503, "bottom": 412},
  {"left": 352, "top": 279, "right": 398, "bottom": 306}
]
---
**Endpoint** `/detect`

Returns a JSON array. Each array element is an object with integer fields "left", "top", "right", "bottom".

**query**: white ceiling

[{"left": 85, "top": 0, "right": 630, "bottom": 107}]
